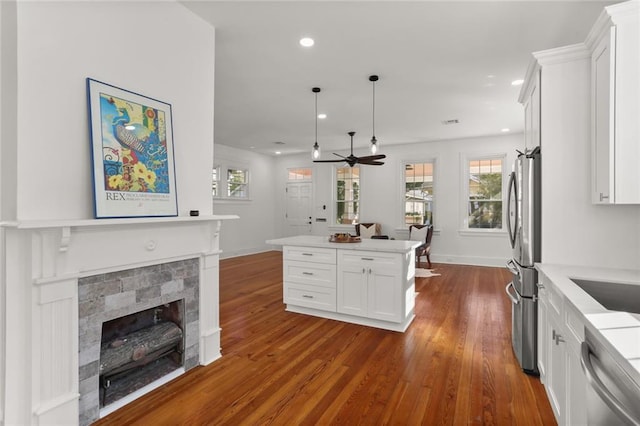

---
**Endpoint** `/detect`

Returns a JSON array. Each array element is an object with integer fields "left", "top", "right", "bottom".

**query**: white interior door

[{"left": 285, "top": 182, "right": 313, "bottom": 236}]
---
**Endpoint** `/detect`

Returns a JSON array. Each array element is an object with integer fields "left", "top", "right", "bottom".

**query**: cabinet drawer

[
  {"left": 284, "top": 260, "right": 336, "bottom": 288},
  {"left": 284, "top": 246, "right": 336, "bottom": 264},
  {"left": 284, "top": 283, "right": 336, "bottom": 312},
  {"left": 338, "top": 250, "right": 401, "bottom": 267}
]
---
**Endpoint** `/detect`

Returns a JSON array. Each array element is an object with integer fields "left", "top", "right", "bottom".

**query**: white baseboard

[{"left": 429, "top": 254, "right": 508, "bottom": 268}]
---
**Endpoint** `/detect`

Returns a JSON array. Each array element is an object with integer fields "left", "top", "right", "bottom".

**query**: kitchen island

[{"left": 266, "top": 235, "right": 422, "bottom": 332}]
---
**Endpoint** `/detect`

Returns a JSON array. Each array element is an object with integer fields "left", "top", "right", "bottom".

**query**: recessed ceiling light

[
  {"left": 511, "top": 79, "right": 524, "bottom": 86},
  {"left": 501, "top": 128, "right": 510, "bottom": 132},
  {"left": 300, "top": 37, "right": 314, "bottom": 47},
  {"left": 318, "top": 113, "right": 327, "bottom": 119},
  {"left": 275, "top": 151, "right": 281, "bottom": 155}
]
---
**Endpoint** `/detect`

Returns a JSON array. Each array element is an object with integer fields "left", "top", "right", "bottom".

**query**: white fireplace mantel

[{"left": 0, "top": 215, "right": 238, "bottom": 425}]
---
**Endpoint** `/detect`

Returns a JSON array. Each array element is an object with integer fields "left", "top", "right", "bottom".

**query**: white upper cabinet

[
  {"left": 520, "top": 66, "right": 541, "bottom": 150},
  {"left": 587, "top": 1, "right": 640, "bottom": 204}
]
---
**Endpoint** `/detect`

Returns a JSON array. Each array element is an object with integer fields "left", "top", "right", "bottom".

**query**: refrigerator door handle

[
  {"left": 507, "top": 171, "right": 518, "bottom": 249},
  {"left": 505, "top": 282, "right": 520, "bottom": 305},
  {"left": 506, "top": 259, "right": 520, "bottom": 277}
]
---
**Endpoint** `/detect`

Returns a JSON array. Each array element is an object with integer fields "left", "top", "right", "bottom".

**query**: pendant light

[
  {"left": 369, "top": 75, "right": 379, "bottom": 155},
  {"left": 311, "top": 87, "right": 321, "bottom": 160}
]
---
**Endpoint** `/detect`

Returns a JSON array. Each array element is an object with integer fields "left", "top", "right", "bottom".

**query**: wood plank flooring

[{"left": 95, "top": 251, "right": 556, "bottom": 425}]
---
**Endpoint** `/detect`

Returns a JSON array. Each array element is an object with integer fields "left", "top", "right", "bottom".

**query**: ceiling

[{"left": 182, "top": 1, "right": 616, "bottom": 157}]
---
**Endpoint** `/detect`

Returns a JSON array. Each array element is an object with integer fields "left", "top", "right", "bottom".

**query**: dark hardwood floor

[{"left": 96, "top": 251, "right": 556, "bottom": 425}]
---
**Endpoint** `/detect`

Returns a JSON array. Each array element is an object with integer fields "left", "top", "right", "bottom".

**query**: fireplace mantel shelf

[{"left": 1, "top": 214, "right": 239, "bottom": 230}]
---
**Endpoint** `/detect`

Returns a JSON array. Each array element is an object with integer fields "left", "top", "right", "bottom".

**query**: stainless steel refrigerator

[{"left": 505, "top": 146, "right": 541, "bottom": 375}]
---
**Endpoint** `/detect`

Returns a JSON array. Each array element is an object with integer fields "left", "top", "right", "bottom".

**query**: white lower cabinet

[
  {"left": 537, "top": 271, "right": 587, "bottom": 426},
  {"left": 337, "top": 250, "right": 402, "bottom": 323},
  {"left": 283, "top": 246, "right": 337, "bottom": 312},
  {"left": 546, "top": 309, "right": 566, "bottom": 423},
  {"left": 537, "top": 281, "right": 548, "bottom": 382}
]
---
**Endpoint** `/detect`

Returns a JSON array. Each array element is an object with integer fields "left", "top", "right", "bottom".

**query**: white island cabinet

[{"left": 267, "top": 235, "right": 421, "bottom": 332}]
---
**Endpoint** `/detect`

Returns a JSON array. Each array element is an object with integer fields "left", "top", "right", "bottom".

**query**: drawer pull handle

[
  {"left": 302, "top": 253, "right": 314, "bottom": 256},
  {"left": 302, "top": 272, "right": 314, "bottom": 276},
  {"left": 361, "top": 257, "right": 375, "bottom": 261},
  {"left": 302, "top": 295, "right": 314, "bottom": 299}
]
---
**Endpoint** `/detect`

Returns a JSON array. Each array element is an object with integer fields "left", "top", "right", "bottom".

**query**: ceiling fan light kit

[{"left": 311, "top": 75, "right": 386, "bottom": 167}]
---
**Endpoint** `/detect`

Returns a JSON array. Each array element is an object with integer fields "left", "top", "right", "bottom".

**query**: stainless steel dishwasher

[{"left": 581, "top": 327, "right": 640, "bottom": 425}]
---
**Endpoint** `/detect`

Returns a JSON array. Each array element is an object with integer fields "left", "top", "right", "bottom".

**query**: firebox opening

[{"left": 99, "top": 300, "right": 185, "bottom": 407}]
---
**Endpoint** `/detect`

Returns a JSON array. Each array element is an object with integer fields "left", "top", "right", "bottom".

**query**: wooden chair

[
  {"left": 355, "top": 223, "right": 381, "bottom": 239},
  {"left": 409, "top": 224, "right": 433, "bottom": 268}
]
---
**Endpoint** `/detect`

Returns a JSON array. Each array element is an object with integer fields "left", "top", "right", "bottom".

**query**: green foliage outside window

[
  {"left": 468, "top": 170, "right": 502, "bottom": 229},
  {"left": 336, "top": 167, "right": 359, "bottom": 224}
]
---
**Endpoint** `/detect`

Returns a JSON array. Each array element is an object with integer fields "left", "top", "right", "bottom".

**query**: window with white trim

[
  {"left": 212, "top": 163, "right": 250, "bottom": 200},
  {"left": 404, "top": 161, "right": 435, "bottom": 226},
  {"left": 212, "top": 166, "right": 220, "bottom": 197},
  {"left": 335, "top": 166, "right": 359, "bottom": 224},
  {"left": 227, "top": 168, "right": 248, "bottom": 198},
  {"left": 466, "top": 156, "right": 504, "bottom": 229}
]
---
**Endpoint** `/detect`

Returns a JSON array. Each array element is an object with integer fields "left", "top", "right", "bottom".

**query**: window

[
  {"left": 467, "top": 157, "right": 503, "bottom": 229},
  {"left": 404, "top": 161, "right": 434, "bottom": 226},
  {"left": 288, "top": 168, "right": 312, "bottom": 181},
  {"left": 336, "top": 166, "right": 359, "bottom": 224},
  {"left": 227, "top": 168, "right": 248, "bottom": 198},
  {"left": 212, "top": 166, "right": 220, "bottom": 197}
]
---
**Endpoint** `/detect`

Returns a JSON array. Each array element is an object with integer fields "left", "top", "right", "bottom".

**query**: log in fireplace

[{"left": 99, "top": 301, "right": 184, "bottom": 407}]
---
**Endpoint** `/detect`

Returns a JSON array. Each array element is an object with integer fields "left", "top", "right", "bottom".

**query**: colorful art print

[{"left": 87, "top": 78, "right": 178, "bottom": 218}]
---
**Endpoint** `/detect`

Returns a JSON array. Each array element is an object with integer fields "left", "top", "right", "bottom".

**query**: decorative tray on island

[{"left": 329, "top": 233, "right": 361, "bottom": 243}]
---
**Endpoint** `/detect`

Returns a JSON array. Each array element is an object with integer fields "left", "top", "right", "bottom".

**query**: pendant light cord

[
  {"left": 315, "top": 91, "right": 318, "bottom": 144},
  {"left": 372, "top": 80, "right": 376, "bottom": 138}
]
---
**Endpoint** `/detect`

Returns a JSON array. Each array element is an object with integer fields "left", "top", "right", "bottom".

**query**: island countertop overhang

[{"left": 266, "top": 235, "right": 422, "bottom": 253}]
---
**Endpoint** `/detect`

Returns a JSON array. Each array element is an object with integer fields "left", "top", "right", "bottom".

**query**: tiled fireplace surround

[
  {"left": 1, "top": 216, "right": 236, "bottom": 425},
  {"left": 78, "top": 258, "right": 200, "bottom": 425}
]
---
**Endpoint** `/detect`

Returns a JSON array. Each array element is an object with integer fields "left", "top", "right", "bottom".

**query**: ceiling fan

[
  {"left": 313, "top": 131, "right": 386, "bottom": 167},
  {"left": 312, "top": 75, "right": 386, "bottom": 167}
]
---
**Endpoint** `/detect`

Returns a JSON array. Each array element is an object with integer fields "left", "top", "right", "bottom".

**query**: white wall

[
  {"left": 540, "top": 55, "right": 640, "bottom": 269},
  {"left": 274, "top": 133, "right": 522, "bottom": 267},
  {"left": 1, "top": 1, "right": 18, "bottom": 222},
  {"left": 12, "top": 1, "right": 215, "bottom": 221},
  {"left": 213, "top": 144, "right": 278, "bottom": 258}
]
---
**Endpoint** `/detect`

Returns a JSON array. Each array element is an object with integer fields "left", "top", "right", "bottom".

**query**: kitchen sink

[{"left": 570, "top": 278, "right": 640, "bottom": 315}]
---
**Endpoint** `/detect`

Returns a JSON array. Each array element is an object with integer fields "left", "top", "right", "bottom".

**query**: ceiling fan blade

[
  {"left": 332, "top": 153, "right": 347, "bottom": 159},
  {"left": 313, "top": 159, "right": 346, "bottom": 163},
  {"left": 357, "top": 154, "right": 386, "bottom": 161},
  {"left": 357, "top": 159, "right": 385, "bottom": 165}
]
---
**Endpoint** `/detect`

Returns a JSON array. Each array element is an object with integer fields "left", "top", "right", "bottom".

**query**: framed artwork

[{"left": 87, "top": 78, "right": 178, "bottom": 218}]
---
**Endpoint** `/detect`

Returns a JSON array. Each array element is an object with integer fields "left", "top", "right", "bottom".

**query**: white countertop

[
  {"left": 535, "top": 263, "right": 640, "bottom": 386},
  {"left": 266, "top": 235, "right": 422, "bottom": 253}
]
